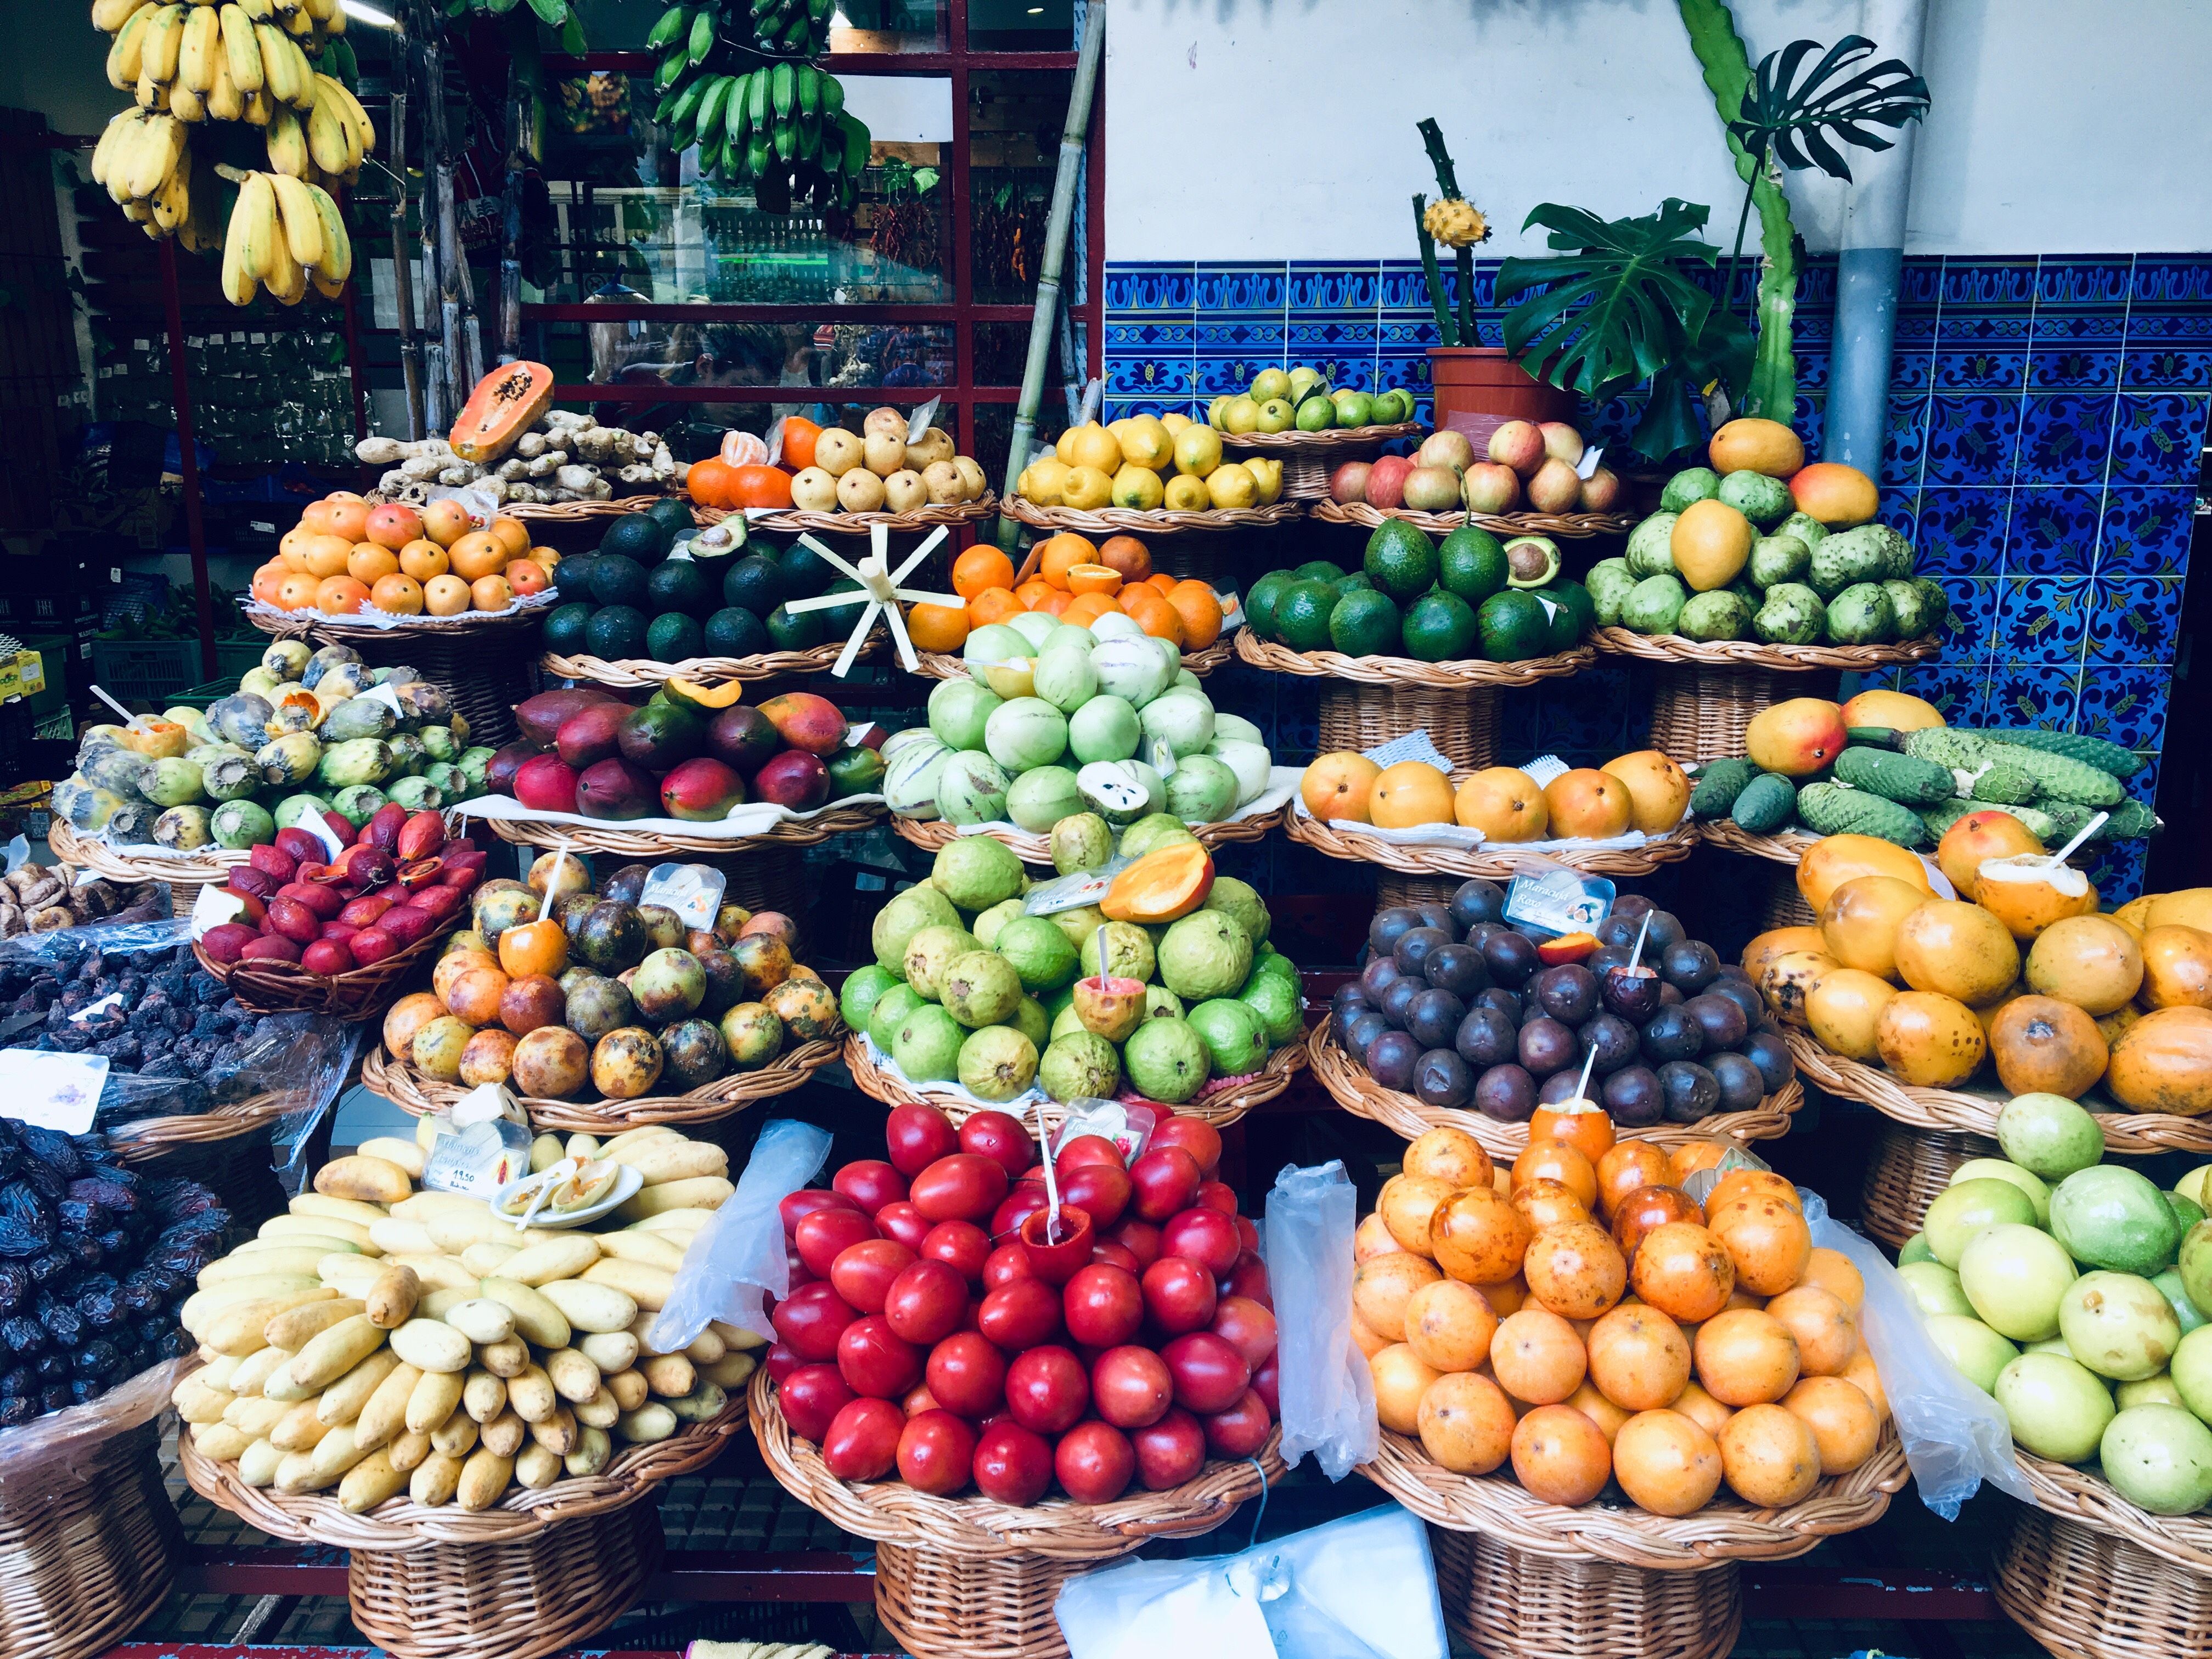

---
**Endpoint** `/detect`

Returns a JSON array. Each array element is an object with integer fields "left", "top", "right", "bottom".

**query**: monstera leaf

[
  {"left": 1729, "top": 35, "right": 1930, "bottom": 181},
  {"left": 1498, "top": 200, "right": 1754, "bottom": 459}
]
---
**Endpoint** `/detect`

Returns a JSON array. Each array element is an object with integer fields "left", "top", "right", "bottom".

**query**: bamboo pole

[
  {"left": 390, "top": 0, "right": 423, "bottom": 438},
  {"left": 498, "top": 43, "right": 525, "bottom": 363},
  {"left": 992, "top": 1, "right": 1106, "bottom": 555}
]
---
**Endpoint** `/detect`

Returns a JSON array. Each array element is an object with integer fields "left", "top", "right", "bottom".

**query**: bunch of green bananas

[{"left": 648, "top": 0, "right": 829, "bottom": 62}]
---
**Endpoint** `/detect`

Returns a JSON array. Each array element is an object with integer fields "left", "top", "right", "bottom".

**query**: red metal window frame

[{"left": 531, "top": 0, "right": 1106, "bottom": 456}]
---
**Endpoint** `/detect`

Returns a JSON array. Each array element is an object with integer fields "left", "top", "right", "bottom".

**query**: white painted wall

[{"left": 1104, "top": 0, "right": 2212, "bottom": 260}]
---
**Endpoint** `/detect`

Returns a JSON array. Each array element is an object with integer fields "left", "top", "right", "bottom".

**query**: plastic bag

[
  {"left": 1263, "top": 1160, "right": 1376, "bottom": 1480},
  {"left": 1802, "top": 1188, "right": 2031, "bottom": 1516},
  {"left": 0, "top": 1356, "right": 189, "bottom": 1494},
  {"left": 1054, "top": 1503, "right": 1445, "bottom": 1659},
  {"left": 650, "top": 1118, "right": 832, "bottom": 1352}
]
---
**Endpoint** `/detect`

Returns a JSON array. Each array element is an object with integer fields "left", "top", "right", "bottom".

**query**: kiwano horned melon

[{"left": 451, "top": 362, "right": 556, "bottom": 464}]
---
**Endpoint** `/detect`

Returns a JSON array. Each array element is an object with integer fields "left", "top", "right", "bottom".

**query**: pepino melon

[{"left": 451, "top": 361, "right": 556, "bottom": 464}]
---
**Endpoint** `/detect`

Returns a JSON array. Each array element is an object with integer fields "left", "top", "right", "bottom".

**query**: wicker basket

[
  {"left": 1859, "top": 1121, "right": 1995, "bottom": 1249},
  {"left": 1218, "top": 423, "right": 1422, "bottom": 501},
  {"left": 104, "top": 1088, "right": 297, "bottom": 1160},
  {"left": 0, "top": 1415, "right": 178, "bottom": 1659},
  {"left": 752, "top": 1370, "right": 1279, "bottom": 1659},
  {"left": 1306, "top": 500, "right": 1639, "bottom": 539},
  {"left": 241, "top": 596, "right": 564, "bottom": 646},
  {"left": 194, "top": 909, "right": 463, "bottom": 1019},
  {"left": 1235, "top": 630, "right": 1594, "bottom": 689},
  {"left": 1783, "top": 1030, "right": 2212, "bottom": 1157},
  {"left": 891, "top": 809, "right": 1275, "bottom": 865},
  {"left": 540, "top": 634, "right": 881, "bottom": 690},
  {"left": 1697, "top": 821, "right": 1817, "bottom": 865},
  {"left": 1285, "top": 809, "right": 1702, "bottom": 880},
  {"left": 1428, "top": 1526, "right": 1742, "bottom": 1659},
  {"left": 1316, "top": 682, "right": 1497, "bottom": 773},
  {"left": 239, "top": 611, "right": 535, "bottom": 749},
  {"left": 1310, "top": 1014, "right": 1799, "bottom": 1156},
  {"left": 49, "top": 818, "right": 243, "bottom": 911},
  {"left": 501, "top": 495, "right": 672, "bottom": 525},
  {"left": 1995, "top": 1508, "right": 2212, "bottom": 1659},
  {"left": 1000, "top": 498, "right": 1303, "bottom": 537},
  {"left": 362, "top": 1037, "right": 840, "bottom": 1133},
  {"left": 478, "top": 802, "right": 882, "bottom": 856},
  {"left": 913, "top": 635, "right": 1235, "bottom": 681},
  {"left": 843, "top": 1029, "right": 1305, "bottom": 1132},
  {"left": 694, "top": 496, "right": 996, "bottom": 535}
]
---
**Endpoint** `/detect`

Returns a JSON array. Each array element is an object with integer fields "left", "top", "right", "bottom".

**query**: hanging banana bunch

[
  {"left": 646, "top": 0, "right": 867, "bottom": 211},
  {"left": 216, "top": 164, "right": 353, "bottom": 304}
]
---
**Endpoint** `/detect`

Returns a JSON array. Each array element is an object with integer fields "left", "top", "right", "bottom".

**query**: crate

[
  {"left": 167, "top": 676, "right": 236, "bottom": 712},
  {"left": 215, "top": 637, "right": 265, "bottom": 679},
  {"left": 90, "top": 637, "right": 203, "bottom": 708},
  {"left": 21, "top": 631, "right": 74, "bottom": 729},
  {"left": 101, "top": 571, "right": 172, "bottom": 630}
]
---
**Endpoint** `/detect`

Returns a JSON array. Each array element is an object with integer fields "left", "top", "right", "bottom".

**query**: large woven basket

[
  {"left": 1315, "top": 682, "right": 1498, "bottom": 773},
  {"left": 1995, "top": 1508, "right": 2212, "bottom": 1659},
  {"left": 540, "top": 633, "right": 881, "bottom": 689},
  {"left": 193, "top": 908, "right": 463, "bottom": 1020},
  {"left": 1000, "top": 497, "right": 1304, "bottom": 537},
  {"left": 1306, "top": 500, "right": 1639, "bottom": 539},
  {"left": 0, "top": 1415, "right": 178, "bottom": 1659},
  {"left": 913, "top": 635, "right": 1236, "bottom": 681},
  {"left": 1285, "top": 809, "right": 1702, "bottom": 879},
  {"left": 104, "top": 1088, "right": 296, "bottom": 1160},
  {"left": 239, "top": 613, "right": 534, "bottom": 750},
  {"left": 1219, "top": 421, "right": 1421, "bottom": 500},
  {"left": 891, "top": 809, "right": 1274, "bottom": 865},
  {"left": 1859, "top": 1120, "right": 1996, "bottom": 1249},
  {"left": 1309, "top": 1014, "right": 1800, "bottom": 1156},
  {"left": 499, "top": 494, "right": 671, "bottom": 524},
  {"left": 1428, "top": 1526, "right": 1741, "bottom": 1659},
  {"left": 1783, "top": 1030, "right": 2212, "bottom": 1157},
  {"left": 752, "top": 1370, "right": 1280, "bottom": 1659},
  {"left": 843, "top": 1028, "right": 1306, "bottom": 1133},
  {"left": 1235, "top": 630, "right": 1594, "bottom": 689},
  {"left": 479, "top": 802, "right": 883, "bottom": 856},
  {"left": 362, "top": 1036, "right": 840, "bottom": 1133},
  {"left": 694, "top": 495, "right": 996, "bottom": 535},
  {"left": 49, "top": 818, "right": 243, "bottom": 911}
]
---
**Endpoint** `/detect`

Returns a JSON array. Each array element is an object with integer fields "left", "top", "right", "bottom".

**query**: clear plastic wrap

[
  {"left": 650, "top": 1118, "right": 832, "bottom": 1352},
  {"left": 1262, "top": 1160, "right": 1377, "bottom": 1480},
  {"left": 1802, "top": 1189, "right": 2032, "bottom": 1517},
  {"left": 0, "top": 918, "right": 359, "bottom": 1133},
  {"left": 0, "top": 1356, "right": 187, "bottom": 1490}
]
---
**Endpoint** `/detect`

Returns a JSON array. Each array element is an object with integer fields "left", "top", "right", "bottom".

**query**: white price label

[
  {"left": 1575, "top": 443, "right": 1605, "bottom": 481},
  {"left": 1147, "top": 737, "right": 1178, "bottom": 778},
  {"left": 1503, "top": 867, "right": 1615, "bottom": 938},
  {"left": 358, "top": 681, "right": 407, "bottom": 719},
  {"left": 639, "top": 862, "right": 725, "bottom": 930},
  {"left": 190, "top": 882, "right": 250, "bottom": 941},
  {"left": 666, "top": 541, "right": 694, "bottom": 562},
  {"left": 422, "top": 1115, "right": 530, "bottom": 1199},
  {"left": 904, "top": 396, "right": 942, "bottom": 445},
  {"left": 453, "top": 1081, "right": 528, "bottom": 1128},
  {"left": 843, "top": 722, "right": 875, "bottom": 750},
  {"left": 301, "top": 810, "right": 347, "bottom": 862},
  {"left": 69, "top": 992, "right": 125, "bottom": 1024},
  {"left": 0, "top": 1052, "right": 108, "bottom": 1135}
]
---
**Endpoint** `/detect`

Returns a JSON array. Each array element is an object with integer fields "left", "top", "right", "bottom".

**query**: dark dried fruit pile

[
  {"left": 0, "top": 1119, "right": 227, "bottom": 1425},
  {"left": 0, "top": 941, "right": 295, "bottom": 1125}
]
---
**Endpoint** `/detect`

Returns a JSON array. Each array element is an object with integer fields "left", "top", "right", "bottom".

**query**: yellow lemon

[
  {"left": 1019, "top": 457, "right": 1072, "bottom": 505},
  {"left": 1221, "top": 396, "right": 1262, "bottom": 436},
  {"left": 1160, "top": 411, "right": 1194, "bottom": 437},
  {"left": 1116, "top": 414, "right": 1174, "bottom": 470},
  {"left": 1205, "top": 394, "right": 1234, "bottom": 430},
  {"left": 1111, "top": 463, "right": 1166, "bottom": 510},
  {"left": 1205, "top": 462, "right": 1258, "bottom": 510},
  {"left": 1245, "top": 456, "right": 1284, "bottom": 504},
  {"left": 1061, "top": 465, "right": 1115, "bottom": 510},
  {"left": 1173, "top": 424, "right": 1224, "bottom": 478},
  {"left": 1066, "top": 423, "right": 1123, "bottom": 473},
  {"left": 1163, "top": 474, "right": 1212, "bottom": 511}
]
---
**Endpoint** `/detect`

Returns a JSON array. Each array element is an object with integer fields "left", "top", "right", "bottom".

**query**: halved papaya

[
  {"left": 661, "top": 676, "right": 746, "bottom": 713},
  {"left": 450, "top": 361, "right": 556, "bottom": 463},
  {"left": 1101, "top": 842, "right": 1214, "bottom": 924}
]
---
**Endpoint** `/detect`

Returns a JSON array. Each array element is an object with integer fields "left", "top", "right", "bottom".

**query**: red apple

[
  {"left": 821, "top": 1397, "right": 903, "bottom": 1481},
  {"left": 1128, "top": 1147, "right": 1201, "bottom": 1223},
  {"left": 1158, "top": 1208, "right": 1241, "bottom": 1277},
  {"left": 1149, "top": 1117, "right": 1222, "bottom": 1176},
  {"left": 1328, "top": 459, "right": 1371, "bottom": 505},
  {"left": 976, "top": 1279, "right": 1061, "bottom": 1351},
  {"left": 836, "top": 1314, "right": 922, "bottom": 1400},
  {"left": 896, "top": 1409, "right": 978, "bottom": 1495},
  {"left": 770, "top": 1282, "right": 859, "bottom": 1362},
  {"left": 1055, "top": 1420, "right": 1136, "bottom": 1504},
  {"left": 1091, "top": 1345, "right": 1174, "bottom": 1430},
  {"left": 1131, "top": 1408, "right": 1207, "bottom": 1491},
  {"left": 1209, "top": 1296, "right": 1277, "bottom": 1370},
  {"left": 909, "top": 1153, "right": 1009, "bottom": 1224},
  {"left": 885, "top": 1103, "right": 959, "bottom": 1176},
  {"left": 872, "top": 1200, "right": 931, "bottom": 1252},
  {"left": 834, "top": 1159, "right": 909, "bottom": 1216},
  {"left": 781, "top": 1189, "right": 858, "bottom": 1237},
  {"left": 924, "top": 1331, "right": 1007, "bottom": 1419},
  {"left": 1062, "top": 1263, "right": 1143, "bottom": 1349},
  {"left": 959, "top": 1110, "right": 1035, "bottom": 1178},
  {"left": 882, "top": 1259, "right": 967, "bottom": 1347},
  {"left": 1202, "top": 1390, "right": 1273, "bottom": 1458},
  {"left": 777, "top": 1363, "right": 854, "bottom": 1441},
  {"left": 920, "top": 1221, "right": 991, "bottom": 1283},
  {"left": 1364, "top": 454, "right": 1412, "bottom": 509}
]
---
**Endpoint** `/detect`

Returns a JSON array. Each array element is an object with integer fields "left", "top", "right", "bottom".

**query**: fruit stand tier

[
  {"left": 540, "top": 637, "right": 885, "bottom": 690},
  {"left": 999, "top": 498, "right": 1307, "bottom": 536},
  {"left": 888, "top": 806, "right": 1275, "bottom": 862},
  {"left": 477, "top": 804, "right": 888, "bottom": 856},
  {"left": 1284, "top": 812, "right": 1703, "bottom": 879},
  {"left": 1307, "top": 500, "right": 1640, "bottom": 538},
  {"left": 694, "top": 497, "right": 999, "bottom": 536},
  {"left": 1218, "top": 420, "right": 1424, "bottom": 499}
]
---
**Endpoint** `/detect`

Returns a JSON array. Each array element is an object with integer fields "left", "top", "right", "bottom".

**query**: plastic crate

[
  {"left": 216, "top": 637, "right": 265, "bottom": 679},
  {"left": 90, "top": 637, "right": 202, "bottom": 708},
  {"left": 168, "top": 676, "right": 236, "bottom": 712},
  {"left": 100, "top": 571, "right": 172, "bottom": 630}
]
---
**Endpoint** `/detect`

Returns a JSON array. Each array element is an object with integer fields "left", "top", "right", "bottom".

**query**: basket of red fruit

[
  {"left": 750, "top": 1098, "right": 1283, "bottom": 1659},
  {"left": 192, "top": 805, "right": 486, "bottom": 1019}
]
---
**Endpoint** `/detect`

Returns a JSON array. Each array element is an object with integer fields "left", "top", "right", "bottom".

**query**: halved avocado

[{"left": 1504, "top": 535, "right": 1562, "bottom": 589}]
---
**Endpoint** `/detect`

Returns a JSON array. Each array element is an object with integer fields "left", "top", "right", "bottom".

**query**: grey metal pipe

[{"left": 1823, "top": 0, "right": 1929, "bottom": 471}]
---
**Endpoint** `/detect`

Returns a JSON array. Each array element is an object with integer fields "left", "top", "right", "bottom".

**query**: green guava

[
  {"left": 958, "top": 1025, "right": 1038, "bottom": 1101},
  {"left": 1156, "top": 911, "right": 1252, "bottom": 1002},
  {"left": 1039, "top": 1031, "right": 1121, "bottom": 1101}
]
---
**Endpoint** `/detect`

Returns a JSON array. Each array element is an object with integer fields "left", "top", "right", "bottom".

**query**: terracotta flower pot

[{"left": 1427, "top": 347, "right": 1579, "bottom": 451}]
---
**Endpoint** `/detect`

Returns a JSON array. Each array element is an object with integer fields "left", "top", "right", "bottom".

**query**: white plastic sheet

[
  {"left": 649, "top": 1118, "right": 832, "bottom": 1352},
  {"left": 1802, "top": 1188, "right": 2031, "bottom": 1516},
  {"left": 1263, "top": 1161, "right": 1376, "bottom": 1480}
]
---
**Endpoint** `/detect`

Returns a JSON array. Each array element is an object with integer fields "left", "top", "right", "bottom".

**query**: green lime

[
  {"left": 764, "top": 601, "right": 826, "bottom": 651},
  {"left": 720, "top": 554, "right": 786, "bottom": 617},
  {"left": 1294, "top": 398, "right": 1333, "bottom": 433},
  {"left": 1245, "top": 571, "right": 1295, "bottom": 641},
  {"left": 542, "top": 602, "right": 594, "bottom": 656},
  {"left": 598, "top": 514, "right": 669, "bottom": 563},
  {"left": 584, "top": 604, "right": 648, "bottom": 659},
  {"left": 1363, "top": 519, "right": 1438, "bottom": 601},
  {"left": 646, "top": 611, "right": 705, "bottom": 663},
  {"left": 1400, "top": 590, "right": 1477, "bottom": 662},
  {"left": 1437, "top": 526, "right": 1510, "bottom": 607},
  {"left": 703, "top": 606, "right": 772, "bottom": 657},
  {"left": 1327, "top": 589, "right": 1402, "bottom": 657},
  {"left": 1273, "top": 579, "right": 1342, "bottom": 652},
  {"left": 1477, "top": 590, "right": 1550, "bottom": 662}
]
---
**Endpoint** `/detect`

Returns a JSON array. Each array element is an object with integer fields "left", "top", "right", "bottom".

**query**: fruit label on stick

[
  {"left": 423, "top": 1117, "right": 531, "bottom": 1200},
  {"left": 1576, "top": 444, "right": 1605, "bottom": 481},
  {"left": 189, "top": 884, "right": 251, "bottom": 941},
  {"left": 358, "top": 681, "right": 407, "bottom": 720},
  {"left": 1360, "top": 730, "right": 1455, "bottom": 772},
  {"left": 640, "top": 862, "right": 724, "bottom": 930},
  {"left": 1502, "top": 863, "right": 1614, "bottom": 938},
  {"left": 1023, "top": 857, "right": 1133, "bottom": 917},
  {"left": 68, "top": 992, "right": 125, "bottom": 1024},
  {"left": 1147, "top": 737, "right": 1178, "bottom": 779},
  {"left": 904, "top": 396, "right": 942, "bottom": 445},
  {"left": 0, "top": 1052, "right": 107, "bottom": 1135},
  {"left": 843, "top": 722, "right": 875, "bottom": 749}
]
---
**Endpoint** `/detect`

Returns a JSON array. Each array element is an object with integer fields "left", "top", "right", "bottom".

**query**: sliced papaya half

[
  {"left": 450, "top": 360, "right": 556, "bottom": 463},
  {"left": 1101, "top": 842, "right": 1214, "bottom": 924}
]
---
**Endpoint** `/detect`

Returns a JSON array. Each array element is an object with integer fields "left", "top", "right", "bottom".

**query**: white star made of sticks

[{"left": 778, "top": 523, "right": 964, "bottom": 677}]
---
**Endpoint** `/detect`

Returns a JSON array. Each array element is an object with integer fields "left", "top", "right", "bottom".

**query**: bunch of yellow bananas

[
  {"left": 218, "top": 166, "right": 353, "bottom": 306},
  {"left": 88, "top": 108, "right": 207, "bottom": 244},
  {"left": 103, "top": 0, "right": 340, "bottom": 129}
]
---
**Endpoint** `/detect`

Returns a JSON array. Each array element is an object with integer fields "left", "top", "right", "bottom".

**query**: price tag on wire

[
  {"left": 640, "top": 862, "right": 726, "bottom": 930},
  {"left": 0, "top": 1052, "right": 108, "bottom": 1135}
]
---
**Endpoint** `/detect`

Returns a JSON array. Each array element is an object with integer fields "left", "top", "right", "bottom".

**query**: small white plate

[{"left": 492, "top": 1160, "right": 643, "bottom": 1230}]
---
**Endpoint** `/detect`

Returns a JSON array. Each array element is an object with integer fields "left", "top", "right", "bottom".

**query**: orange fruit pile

[
  {"left": 908, "top": 532, "right": 1226, "bottom": 656},
  {"left": 1352, "top": 1120, "right": 1885, "bottom": 1516},
  {"left": 251, "top": 494, "right": 558, "bottom": 617}
]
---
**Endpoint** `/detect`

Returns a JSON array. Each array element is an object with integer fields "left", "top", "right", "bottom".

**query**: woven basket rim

[
  {"left": 50, "top": 819, "right": 245, "bottom": 885},
  {"left": 502, "top": 494, "right": 676, "bottom": 523},
  {"left": 177, "top": 1382, "right": 745, "bottom": 1551},
  {"left": 1232, "top": 630, "right": 1595, "bottom": 687},
  {"left": 540, "top": 633, "right": 882, "bottom": 689},
  {"left": 1589, "top": 626, "right": 1943, "bottom": 670},
  {"left": 1782, "top": 1029, "right": 2212, "bottom": 1155},
  {"left": 890, "top": 806, "right": 1275, "bottom": 863},
  {"left": 1305, "top": 499, "right": 1639, "bottom": 539},
  {"left": 103, "top": 1088, "right": 295, "bottom": 1159},
  {"left": 1696, "top": 821, "right": 1820, "bottom": 864},
  {"left": 362, "top": 1037, "right": 840, "bottom": 1132},
  {"left": 841, "top": 1028, "right": 1304, "bottom": 1132},
  {"left": 1360, "top": 1424, "right": 1904, "bottom": 1568},
  {"left": 693, "top": 495, "right": 998, "bottom": 534},
  {"left": 241, "top": 596, "right": 558, "bottom": 642},
  {"left": 749, "top": 1369, "right": 1282, "bottom": 1559},
  {"left": 1309, "top": 1014, "right": 1800, "bottom": 1154},
  {"left": 1284, "top": 808, "right": 1702, "bottom": 877},
  {"left": 1218, "top": 421, "right": 1423, "bottom": 452},
  {"left": 2011, "top": 1448, "right": 2212, "bottom": 1576},
  {"left": 912, "top": 635, "right": 1235, "bottom": 681},
  {"left": 999, "top": 497, "right": 1303, "bottom": 536},
  {"left": 193, "top": 909, "right": 462, "bottom": 1021},
  {"left": 479, "top": 801, "right": 883, "bottom": 854}
]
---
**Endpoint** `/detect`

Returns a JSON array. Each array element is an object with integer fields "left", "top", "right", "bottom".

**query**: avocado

[
  {"left": 599, "top": 514, "right": 669, "bottom": 563},
  {"left": 646, "top": 611, "right": 706, "bottom": 663},
  {"left": 1437, "top": 526, "right": 1509, "bottom": 607},
  {"left": 1504, "top": 535, "right": 1562, "bottom": 589},
  {"left": 542, "top": 602, "right": 595, "bottom": 656},
  {"left": 1540, "top": 580, "right": 1595, "bottom": 650},
  {"left": 776, "top": 539, "right": 833, "bottom": 598},
  {"left": 764, "top": 602, "right": 826, "bottom": 651},
  {"left": 1271, "top": 579, "right": 1341, "bottom": 652},
  {"left": 1403, "top": 590, "right": 1478, "bottom": 662},
  {"left": 583, "top": 605, "right": 648, "bottom": 659},
  {"left": 1362, "top": 521, "right": 1437, "bottom": 601},
  {"left": 1327, "top": 589, "right": 1400, "bottom": 657},
  {"left": 645, "top": 558, "right": 716, "bottom": 618},
  {"left": 588, "top": 554, "right": 650, "bottom": 608},
  {"left": 557, "top": 552, "right": 601, "bottom": 596},
  {"left": 1293, "top": 559, "right": 1345, "bottom": 583},
  {"left": 644, "top": 498, "right": 696, "bottom": 544},
  {"left": 721, "top": 554, "right": 786, "bottom": 617},
  {"left": 1243, "top": 571, "right": 1294, "bottom": 641},
  {"left": 1476, "top": 589, "right": 1550, "bottom": 661},
  {"left": 703, "top": 606, "right": 772, "bottom": 657}
]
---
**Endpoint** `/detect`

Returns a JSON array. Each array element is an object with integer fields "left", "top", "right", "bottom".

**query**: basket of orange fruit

[
  {"left": 244, "top": 493, "right": 562, "bottom": 637},
  {"left": 1352, "top": 1120, "right": 1905, "bottom": 1659},
  {"left": 688, "top": 412, "right": 996, "bottom": 533},
  {"left": 1755, "top": 830, "right": 2212, "bottom": 1160},
  {"left": 905, "top": 534, "right": 1236, "bottom": 679}
]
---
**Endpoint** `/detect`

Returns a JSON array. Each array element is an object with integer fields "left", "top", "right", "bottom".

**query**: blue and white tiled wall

[{"left": 1104, "top": 254, "right": 2209, "bottom": 900}]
